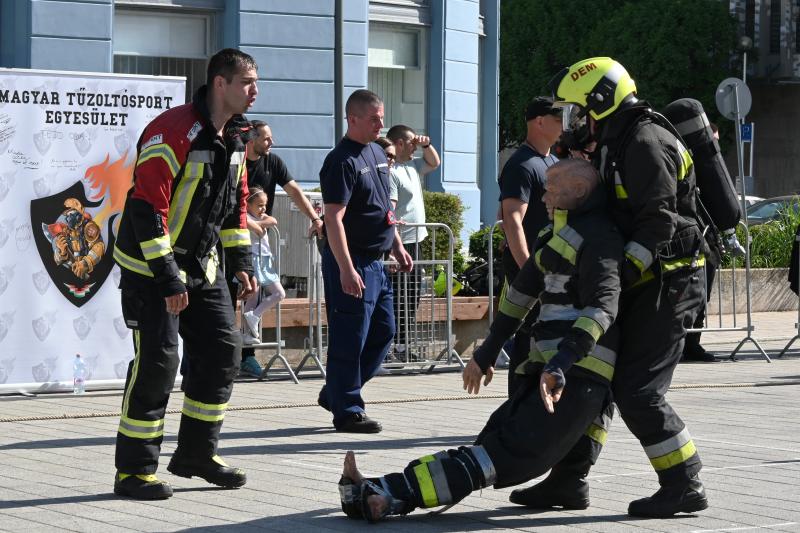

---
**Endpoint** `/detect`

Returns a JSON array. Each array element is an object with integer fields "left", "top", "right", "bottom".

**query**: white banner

[{"left": 0, "top": 69, "right": 185, "bottom": 394}]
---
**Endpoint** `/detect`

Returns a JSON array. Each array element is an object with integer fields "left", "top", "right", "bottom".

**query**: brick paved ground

[{"left": 1, "top": 312, "right": 799, "bottom": 532}]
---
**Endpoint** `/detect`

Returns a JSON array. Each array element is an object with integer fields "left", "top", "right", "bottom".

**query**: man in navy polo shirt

[{"left": 318, "top": 89, "right": 413, "bottom": 433}]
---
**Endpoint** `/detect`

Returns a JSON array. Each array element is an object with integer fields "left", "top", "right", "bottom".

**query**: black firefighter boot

[
  {"left": 628, "top": 475, "right": 708, "bottom": 517},
  {"left": 509, "top": 464, "right": 590, "bottom": 510}
]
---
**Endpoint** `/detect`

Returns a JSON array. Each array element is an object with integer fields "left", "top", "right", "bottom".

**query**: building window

[
  {"left": 113, "top": 9, "right": 214, "bottom": 103},
  {"left": 745, "top": 0, "right": 756, "bottom": 40},
  {"left": 769, "top": 0, "right": 781, "bottom": 54},
  {"left": 796, "top": 0, "right": 800, "bottom": 52},
  {"left": 368, "top": 25, "right": 427, "bottom": 135}
]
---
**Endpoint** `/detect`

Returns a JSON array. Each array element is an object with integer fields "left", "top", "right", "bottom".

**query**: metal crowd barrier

[
  {"left": 238, "top": 226, "right": 298, "bottom": 382},
  {"left": 383, "top": 223, "right": 463, "bottom": 372},
  {"left": 487, "top": 219, "right": 771, "bottom": 362},
  {"left": 688, "top": 222, "right": 769, "bottom": 362},
  {"left": 296, "top": 224, "right": 463, "bottom": 377},
  {"left": 778, "top": 229, "right": 800, "bottom": 357},
  {"left": 295, "top": 234, "right": 326, "bottom": 378}
]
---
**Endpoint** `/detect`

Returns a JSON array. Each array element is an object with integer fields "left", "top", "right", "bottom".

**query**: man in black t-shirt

[
  {"left": 238, "top": 121, "right": 324, "bottom": 377},
  {"left": 497, "top": 97, "right": 562, "bottom": 394},
  {"left": 317, "top": 89, "right": 413, "bottom": 433}
]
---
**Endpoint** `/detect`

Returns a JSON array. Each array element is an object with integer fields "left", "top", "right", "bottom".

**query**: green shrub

[
  {"left": 469, "top": 225, "right": 504, "bottom": 263},
  {"left": 721, "top": 208, "right": 800, "bottom": 268},
  {"left": 421, "top": 191, "right": 466, "bottom": 274}
]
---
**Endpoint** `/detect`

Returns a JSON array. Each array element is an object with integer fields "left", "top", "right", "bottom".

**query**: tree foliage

[{"left": 500, "top": 0, "right": 738, "bottom": 148}]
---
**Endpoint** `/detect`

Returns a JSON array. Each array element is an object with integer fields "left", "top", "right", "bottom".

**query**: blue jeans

[{"left": 321, "top": 246, "right": 395, "bottom": 426}]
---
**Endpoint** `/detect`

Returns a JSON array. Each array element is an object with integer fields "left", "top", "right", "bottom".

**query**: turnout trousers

[
  {"left": 115, "top": 269, "right": 241, "bottom": 475},
  {"left": 541, "top": 269, "right": 705, "bottom": 486},
  {"left": 358, "top": 374, "right": 611, "bottom": 516},
  {"left": 613, "top": 268, "right": 705, "bottom": 485},
  {"left": 321, "top": 246, "right": 395, "bottom": 426}
]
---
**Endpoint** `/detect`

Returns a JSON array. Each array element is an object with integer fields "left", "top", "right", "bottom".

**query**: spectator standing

[
  {"left": 317, "top": 89, "right": 413, "bottom": 433},
  {"left": 375, "top": 137, "right": 396, "bottom": 169},
  {"left": 238, "top": 121, "right": 324, "bottom": 376},
  {"left": 385, "top": 125, "right": 440, "bottom": 360},
  {"left": 240, "top": 187, "right": 286, "bottom": 351},
  {"left": 497, "top": 97, "right": 562, "bottom": 394}
]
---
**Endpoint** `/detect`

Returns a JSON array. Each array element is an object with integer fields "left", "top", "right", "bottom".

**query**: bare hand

[
  {"left": 71, "top": 258, "right": 90, "bottom": 278},
  {"left": 341, "top": 268, "right": 365, "bottom": 299},
  {"left": 413, "top": 135, "right": 431, "bottom": 148},
  {"left": 307, "top": 218, "right": 324, "bottom": 238},
  {"left": 463, "top": 358, "right": 493, "bottom": 395},
  {"left": 539, "top": 371, "right": 564, "bottom": 414},
  {"left": 235, "top": 271, "right": 258, "bottom": 300},
  {"left": 259, "top": 216, "right": 278, "bottom": 229},
  {"left": 392, "top": 243, "right": 413, "bottom": 273},
  {"left": 165, "top": 291, "right": 189, "bottom": 315}
]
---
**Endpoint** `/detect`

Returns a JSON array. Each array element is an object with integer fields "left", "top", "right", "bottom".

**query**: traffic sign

[
  {"left": 716, "top": 77, "right": 752, "bottom": 120},
  {"left": 741, "top": 123, "right": 753, "bottom": 142}
]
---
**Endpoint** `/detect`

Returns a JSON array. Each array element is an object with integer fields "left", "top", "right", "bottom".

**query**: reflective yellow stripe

[
  {"left": 677, "top": 142, "right": 693, "bottom": 181},
  {"left": 205, "top": 249, "right": 219, "bottom": 286},
  {"left": 219, "top": 228, "right": 250, "bottom": 248},
  {"left": 546, "top": 236, "right": 577, "bottom": 265},
  {"left": 662, "top": 254, "right": 705, "bottom": 272},
  {"left": 585, "top": 423, "right": 608, "bottom": 445},
  {"left": 650, "top": 440, "right": 697, "bottom": 471},
  {"left": 498, "top": 281, "right": 529, "bottom": 319},
  {"left": 575, "top": 356, "right": 614, "bottom": 381},
  {"left": 119, "top": 330, "right": 144, "bottom": 437},
  {"left": 574, "top": 316, "right": 604, "bottom": 341},
  {"left": 625, "top": 251, "right": 645, "bottom": 273},
  {"left": 137, "top": 143, "right": 180, "bottom": 178},
  {"left": 182, "top": 396, "right": 227, "bottom": 422},
  {"left": 534, "top": 248, "right": 544, "bottom": 271},
  {"left": 168, "top": 161, "right": 203, "bottom": 243},
  {"left": 412, "top": 462, "right": 438, "bottom": 508},
  {"left": 537, "top": 225, "right": 552, "bottom": 239},
  {"left": 118, "top": 415, "right": 165, "bottom": 440},
  {"left": 530, "top": 347, "right": 615, "bottom": 381},
  {"left": 625, "top": 241, "right": 654, "bottom": 272},
  {"left": 114, "top": 246, "right": 153, "bottom": 277},
  {"left": 237, "top": 161, "right": 246, "bottom": 184},
  {"left": 140, "top": 235, "right": 172, "bottom": 260},
  {"left": 614, "top": 172, "right": 628, "bottom": 199}
]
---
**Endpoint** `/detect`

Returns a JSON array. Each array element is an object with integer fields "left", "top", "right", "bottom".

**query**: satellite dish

[{"left": 715, "top": 77, "right": 752, "bottom": 120}]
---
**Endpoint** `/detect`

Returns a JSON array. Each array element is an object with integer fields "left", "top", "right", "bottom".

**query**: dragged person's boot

[
  {"left": 627, "top": 475, "right": 708, "bottom": 517},
  {"left": 509, "top": 467, "right": 590, "bottom": 510},
  {"left": 167, "top": 453, "right": 246, "bottom": 488},
  {"left": 113, "top": 472, "right": 173, "bottom": 500}
]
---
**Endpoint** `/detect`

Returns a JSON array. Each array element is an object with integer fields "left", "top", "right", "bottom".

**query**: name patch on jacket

[
  {"left": 141, "top": 133, "right": 163, "bottom": 150},
  {"left": 187, "top": 121, "right": 203, "bottom": 141}
]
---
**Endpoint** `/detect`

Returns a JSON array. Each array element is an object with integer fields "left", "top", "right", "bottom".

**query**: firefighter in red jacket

[{"left": 112, "top": 48, "right": 259, "bottom": 500}]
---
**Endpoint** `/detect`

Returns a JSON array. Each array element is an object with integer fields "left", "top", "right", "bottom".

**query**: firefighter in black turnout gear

[
  {"left": 511, "top": 57, "right": 708, "bottom": 518},
  {"left": 112, "top": 49, "right": 260, "bottom": 500},
  {"left": 336, "top": 159, "right": 621, "bottom": 523}
]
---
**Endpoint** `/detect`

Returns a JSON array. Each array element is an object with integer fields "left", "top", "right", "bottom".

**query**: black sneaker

[
  {"left": 167, "top": 453, "right": 246, "bottom": 488},
  {"left": 628, "top": 476, "right": 708, "bottom": 517},
  {"left": 113, "top": 472, "right": 173, "bottom": 500},
  {"left": 509, "top": 471, "right": 590, "bottom": 510},
  {"left": 335, "top": 412, "right": 382, "bottom": 433}
]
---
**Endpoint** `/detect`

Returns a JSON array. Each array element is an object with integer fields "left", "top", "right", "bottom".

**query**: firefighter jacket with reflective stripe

[
  {"left": 473, "top": 186, "right": 623, "bottom": 385},
  {"left": 114, "top": 85, "right": 252, "bottom": 295},
  {"left": 596, "top": 104, "right": 703, "bottom": 285}
]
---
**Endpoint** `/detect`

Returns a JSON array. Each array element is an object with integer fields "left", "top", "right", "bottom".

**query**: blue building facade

[{"left": 0, "top": 0, "right": 500, "bottom": 238}]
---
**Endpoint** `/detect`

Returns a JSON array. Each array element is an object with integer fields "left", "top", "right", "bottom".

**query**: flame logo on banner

[{"left": 84, "top": 152, "right": 134, "bottom": 237}]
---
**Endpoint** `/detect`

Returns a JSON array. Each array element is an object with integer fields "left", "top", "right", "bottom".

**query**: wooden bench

[{"left": 258, "top": 296, "right": 490, "bottom": 328}]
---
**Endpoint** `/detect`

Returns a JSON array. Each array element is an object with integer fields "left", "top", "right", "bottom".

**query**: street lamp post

[{"left": 739, "top": 35, "right": 753, "bottom": 86}]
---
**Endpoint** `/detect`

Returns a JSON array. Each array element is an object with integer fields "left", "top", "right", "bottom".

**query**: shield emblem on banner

[{"left": 30, "top": 181, "right": 116, "bottom": 307}]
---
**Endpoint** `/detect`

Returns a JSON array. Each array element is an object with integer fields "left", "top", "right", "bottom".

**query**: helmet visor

[{"left": 560, "top": 103, "right": 586, "bottom": 133}]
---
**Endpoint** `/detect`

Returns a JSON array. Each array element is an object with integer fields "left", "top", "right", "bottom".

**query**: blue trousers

[{"left": 321, "top": 246, "right": 395, "bottom": 425}]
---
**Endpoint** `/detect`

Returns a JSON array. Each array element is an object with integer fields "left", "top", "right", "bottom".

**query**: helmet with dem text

[{"left": 550, "top": 57, "right": 637, "bottom": 122}]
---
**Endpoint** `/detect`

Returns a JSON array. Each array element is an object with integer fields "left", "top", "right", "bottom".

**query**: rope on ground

[{"left": 2, "top": 379, "right": 800, "bottom": 424}]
